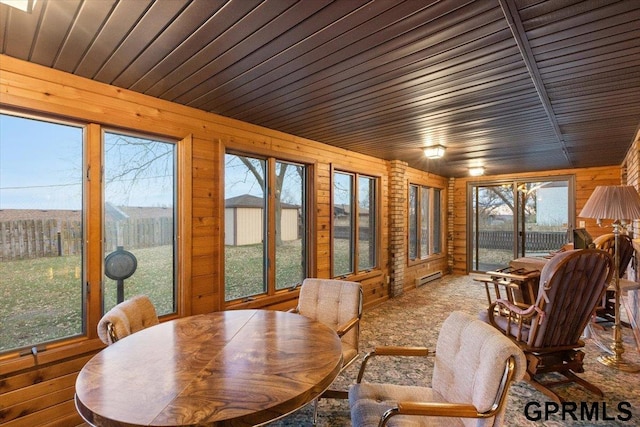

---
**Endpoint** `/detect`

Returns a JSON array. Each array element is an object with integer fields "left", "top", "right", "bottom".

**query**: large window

[
  {"left": 0, "top": 114, "right": 84, "bottom": 352},
  {"left": 103, "top": 131, "right": 177, "bottom": 315},
  {"left": 224, "top": 153, "right": 307, "bottom": 302},
  {"left": 408, "top": 184, "right": 442, "bottom": 261},
  {"left": 469, "top": 178, "right": 572, "bottom": 272},
  {"left": 333, "top": 171, "right": 378, "bottom": 277},
  {"left": 0, "top": 112, "right": 182, "bottom": 355}
]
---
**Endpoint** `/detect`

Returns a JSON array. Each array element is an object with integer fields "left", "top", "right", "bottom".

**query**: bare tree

[{"left": 104, "top": 133, "right": 174, "bottom": 207}]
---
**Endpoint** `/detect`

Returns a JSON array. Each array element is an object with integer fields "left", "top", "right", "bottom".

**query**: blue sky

[
  {"left": 1, "top": 114, "right": 175, "bottom": 210},
  {"left": 0, "top": 114, "right": 83, "bottom": 210}
]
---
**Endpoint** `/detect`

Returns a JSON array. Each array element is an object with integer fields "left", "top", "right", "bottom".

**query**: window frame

[
  {"left": 331, "top": 168, "right": 380, "bottom": 279},
  {"left": 101, "top": 128, "right": 180, "bottom": 317},
  {"left": 0, "top": 109, "right": 189, "bottom": 358},
  {"left": 408, "top": 183, "right": 443, "bottom": 263},
  {"left": 223, "top": 150, "right": 311, "bottom": 305},
  {"left": 0, "top": 111, "right": 87, "bottom": 352}
]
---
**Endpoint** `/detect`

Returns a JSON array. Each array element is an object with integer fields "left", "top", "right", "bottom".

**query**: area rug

[{"left": 269, "top": 274, "right": 640, "bottom": 426}]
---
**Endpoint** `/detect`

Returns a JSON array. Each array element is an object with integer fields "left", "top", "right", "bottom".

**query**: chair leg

[
  {"left": 312, "top": 397, "right": 318, "bottom": 426},
  {"left": 526, "top": 350, "right": 604, "bottom": 403},
  {"left": 526, "top": 376, "right": 563, "bottom": 404},
  {"left": 527, "top": 370, "right": 605, "bottom": 404},
  {"left": 312, "top": 388, "right": 349, "bottom": 425},
  {"left": 564, "top": 371, "right": 605, "bottom": 397}
]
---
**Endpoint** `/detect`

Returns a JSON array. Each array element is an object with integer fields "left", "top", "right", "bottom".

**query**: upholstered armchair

[
  {"left": 349, "top": 311, "right": 526, "bottom": 427},
  {"left": 485, "top": 249, "right": 613, "bottom": 403},
  {"left": 290, "top": 278, "right": 363, "bottom": 423},
  {"left": 97, "top": 295, "right": 159, "bottom": 345},
  {"left": 291, "top": 278, "right": 363, "bottom": 371}
]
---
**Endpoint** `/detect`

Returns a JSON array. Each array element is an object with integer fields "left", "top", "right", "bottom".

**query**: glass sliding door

[
  {"left": 469, "top": 177, "right": 573, "bottom": 272},
  {"left": 470, "top": 183, "right": 516, "bottom": 272},
  {"left": 516, "top": 180, "right": 570, "bottom": 258}
]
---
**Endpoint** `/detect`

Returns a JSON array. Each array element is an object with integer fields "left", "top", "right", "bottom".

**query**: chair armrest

[
  {"left": 491, "top": 299, "right": 537, "bottom": 317},
  {"left": 488, "top": 299, "right": 541, "bottom": 342},
  {"left": 378, "top": 402, "right": 480, "bottom": 427},
  {"left": 398, "top": 401, "right": 479, "bottom": 417},
  {"left": 336, "top": 316, "right": 359, "bottom": 337},
  {"left": 373, "top": 346, "right": 430, "bottom": 356},
  {"left": 356, "top": 346, "right": 430, "bottom": 383},
  {"left": 489, "top": 298, "right": 540, "bottom": 322}
]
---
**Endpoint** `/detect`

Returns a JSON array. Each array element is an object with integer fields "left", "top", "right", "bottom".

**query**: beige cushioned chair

[
  {"left": 97, "top": 295, "right": 159, "bottom": 345},
  {"left": 292, "top": 278, "right": 363, "bottom": 370},
  {"left": 291, "top": 278, "right": 363, "bottom": 423},
  {"left": 349, "top": 311, "right": 526, "bottom": 427}
]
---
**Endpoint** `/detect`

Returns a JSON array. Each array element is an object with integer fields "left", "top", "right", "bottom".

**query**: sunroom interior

[{"left": 1, "top": 1, "right": 639, "bottom": 426}]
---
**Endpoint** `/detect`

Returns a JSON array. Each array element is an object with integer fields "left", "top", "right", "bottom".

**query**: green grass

[
  {"left": 0, "top": 241, "right": 309, "bottom": 352},
  {"left": 0, "top": 234, "right": 557, "bottom": 351},
  {"left": 103, "top": 245, "right": 175, "bottom": 315},
  {"left": 1, "top": 254, "right": 83, "bottom": 351},
  {"left": 0, "top": 246, "right": 174, "bottom": 352},
  {"left": 225, "top": 240, "right": 305, "bottom": 301}
]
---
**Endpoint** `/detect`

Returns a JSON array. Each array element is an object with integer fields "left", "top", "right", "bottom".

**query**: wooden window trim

[
  {"left": 222, "top": 151, "right": 313, "bottom": 306},
  {"left": 0, "top": 119, "right": 191, "bottom": 369},
  {"left": 330, "top": 166, "right": 381, "bottom": 280},
  {"left": 407, "top": 183, "right": 445, "bottom": 266}
]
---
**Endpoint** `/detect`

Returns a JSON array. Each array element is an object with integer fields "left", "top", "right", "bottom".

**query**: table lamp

[{"left": 579, "top": 185, "right": 640, "bottom": 372}]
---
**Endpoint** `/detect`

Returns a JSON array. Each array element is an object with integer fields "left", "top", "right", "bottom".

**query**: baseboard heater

[{"left": 415, "top": 271, "right": 442, "bottom": 287}]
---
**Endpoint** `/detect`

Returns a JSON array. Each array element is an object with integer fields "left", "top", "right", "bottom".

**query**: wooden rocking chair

[{"left": 485, "top": 249, "right": 613, "bottom": 403}]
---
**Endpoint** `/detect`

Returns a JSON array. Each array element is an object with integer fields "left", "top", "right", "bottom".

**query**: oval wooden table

[{"left": 75, "top": 309, "right": 343, "bottom": 426}]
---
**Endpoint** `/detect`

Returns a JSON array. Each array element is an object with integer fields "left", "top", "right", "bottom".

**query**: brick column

[
  {"left": 448, "top": 177, "right": 455, "bottom": 273},
  {"left": 389, "top": 160, "right": 408, "bottom": 297}
]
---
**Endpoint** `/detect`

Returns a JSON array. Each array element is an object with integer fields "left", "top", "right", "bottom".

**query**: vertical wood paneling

[
  {"left": 624, "top": 129, "right": 640, "bottom": 239},
  {"left": 403, "top": 169, "right": 449, "bottom": 291},
  {"left": 0, "top": 56, "right": 394, "bottom": 427},
  {"left": 1, "top": 53, "right": 633, "bottom": 427}
]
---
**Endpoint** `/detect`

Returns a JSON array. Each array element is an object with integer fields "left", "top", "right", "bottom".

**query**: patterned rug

[{"left": 268, "top": 274, "right": 640, "bottom": 426}]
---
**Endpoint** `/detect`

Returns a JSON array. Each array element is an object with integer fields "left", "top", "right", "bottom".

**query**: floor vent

[{"left": 415, "top": 271, "right": 443, "bottom": 287}]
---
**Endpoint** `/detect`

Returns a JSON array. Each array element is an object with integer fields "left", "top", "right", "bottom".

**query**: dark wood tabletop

[{"left": 75, "top": 309, "right": 343, "bottom": 426}]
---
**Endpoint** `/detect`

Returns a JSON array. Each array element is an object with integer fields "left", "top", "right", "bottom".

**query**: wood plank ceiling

[{"left": 1, "top": 0, "right": 639, "bottom": 177}]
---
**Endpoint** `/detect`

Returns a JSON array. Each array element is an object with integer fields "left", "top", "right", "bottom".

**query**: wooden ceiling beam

[{"left": 499, "top": 0, "right": 572, "bottom": 168}]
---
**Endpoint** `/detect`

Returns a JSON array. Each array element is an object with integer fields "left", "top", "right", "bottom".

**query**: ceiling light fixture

[
  {"left": 0, "top": 0, "right": 36, "bottom": 13},
  {"left": 423, "top": 145, "right": 446, "bottom": 159},
  {"left": 469, "top": 166, "right": 485, "bottom": 176}
]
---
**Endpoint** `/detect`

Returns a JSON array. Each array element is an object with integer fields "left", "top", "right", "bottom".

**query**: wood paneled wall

[
  {"left": 623, "top": 129, "right": 640, "bottom": 240},
  {"left": 450, "top": 165, "right": 623, "bottom": 274},
  {"left": 0, "top": 54, "right": 632, "bottom": 426},
  {"left": 0, "top": 55, "right": 402, "bottom": 426},
  {"left": 403, "top": 169, "right": 449, "bottom": 291}
]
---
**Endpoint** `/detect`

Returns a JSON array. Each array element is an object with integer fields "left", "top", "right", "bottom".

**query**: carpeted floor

[{"left": 268, "top": 274, "right": 640, "bottom": 426}]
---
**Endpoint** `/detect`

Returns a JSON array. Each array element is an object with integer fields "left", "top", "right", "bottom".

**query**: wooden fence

[
  {"left": 0, "top": 218, "right": 173, "bottom": 260},
  {"left": 477, "top": 230, "right": 567, "bottom": 251},
  {"left": 333, "top": 225, "right": 372, "bottom": 240}
]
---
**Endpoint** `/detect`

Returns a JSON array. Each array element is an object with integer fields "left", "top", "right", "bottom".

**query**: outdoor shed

[{"left": 225, "top": 195, "right": 300, "bottom": 246}]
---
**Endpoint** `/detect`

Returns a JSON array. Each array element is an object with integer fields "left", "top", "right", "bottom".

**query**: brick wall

[{"left": 389, "top": 160, "right": 408, "bottom": 297}]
